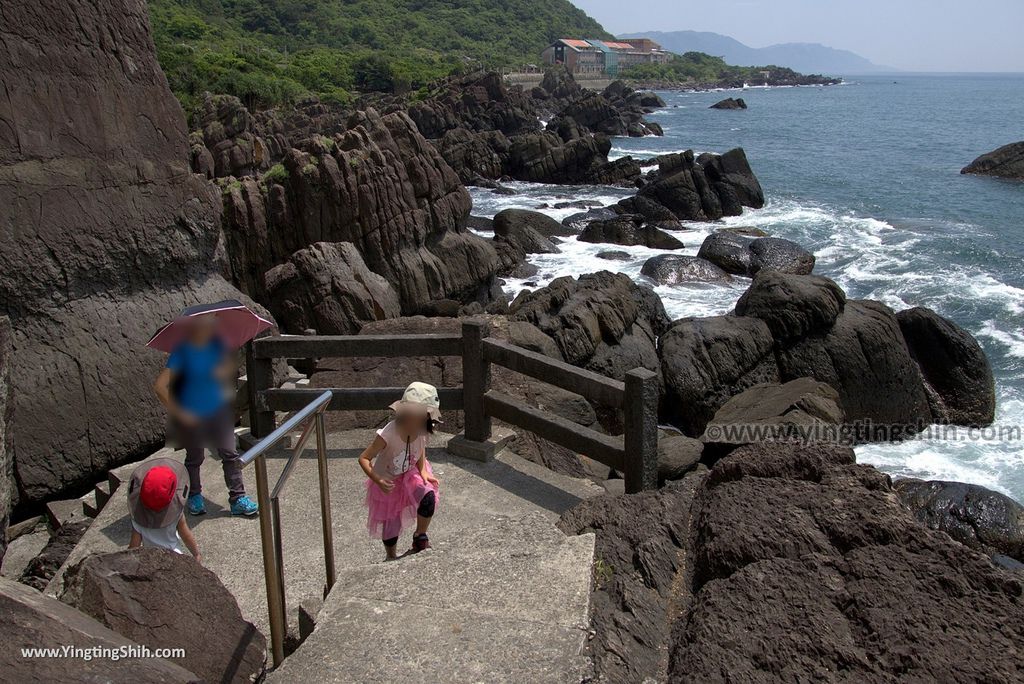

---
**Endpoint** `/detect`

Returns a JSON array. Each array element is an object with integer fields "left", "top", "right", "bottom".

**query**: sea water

[{"left": 469, "top": 74, "right": 1024, "bottom": 502}]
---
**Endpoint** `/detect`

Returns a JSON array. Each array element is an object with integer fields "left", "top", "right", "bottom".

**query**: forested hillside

[
  {"left": 621, "top": 51, "right": 838, "bottom": 86},
  {"left": 149, "top": 0, "right": 610, "bottom": 109}
]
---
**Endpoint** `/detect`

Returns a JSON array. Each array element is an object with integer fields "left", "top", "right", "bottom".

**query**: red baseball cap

[
  {"left": 140, "top": 466, "right": 178, "bottom": 511},
  {"left": 128, "top": 458, "right": 188, "bottom": 528}
]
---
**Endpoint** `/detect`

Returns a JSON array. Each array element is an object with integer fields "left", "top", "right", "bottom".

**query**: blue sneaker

[
  {"left": 187, "top": 493, "right": 207, "bottom": 516},
  {"left": 230, "top": 495, "right": 259, "bottom": 517}
]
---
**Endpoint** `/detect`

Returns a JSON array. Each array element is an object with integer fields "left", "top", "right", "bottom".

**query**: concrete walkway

[{"left": 48, "top": 430, "right": 601, "bottom": 682}]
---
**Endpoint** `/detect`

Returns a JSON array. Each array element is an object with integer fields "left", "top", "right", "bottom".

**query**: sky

[{"left": 571, "top": 0, "right": 1024, "bottom": 72}]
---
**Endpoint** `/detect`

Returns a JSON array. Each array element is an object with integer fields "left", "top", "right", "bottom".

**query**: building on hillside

[{"left": 541, "top": 38, "right": 670, "bottom": 77}]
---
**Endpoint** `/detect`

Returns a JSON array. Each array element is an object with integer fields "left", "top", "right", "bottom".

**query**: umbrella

[{"left": 147, "top": 299, "right": 273, "bottom": 353}]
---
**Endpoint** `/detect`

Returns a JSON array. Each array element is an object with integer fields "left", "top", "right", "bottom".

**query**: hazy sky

[{"left": 572, "top": 0, "right": 1024, "bottom": 72}]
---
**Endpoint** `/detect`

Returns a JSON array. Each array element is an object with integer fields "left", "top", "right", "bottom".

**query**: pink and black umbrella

[{"left": 147, "top": 300, "right": 273, "bottom": 353}]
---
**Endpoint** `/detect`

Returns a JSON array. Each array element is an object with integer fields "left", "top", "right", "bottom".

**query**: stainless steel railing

[{"left": 239, "top": 389, "right": 335, "bottom": 666}]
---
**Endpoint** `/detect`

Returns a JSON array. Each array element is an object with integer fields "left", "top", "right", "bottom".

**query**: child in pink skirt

[{"left": 359, "top": 382, "right": 442, "bottom": 560}]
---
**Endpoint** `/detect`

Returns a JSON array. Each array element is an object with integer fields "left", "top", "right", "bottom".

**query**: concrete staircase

[{"left": 46, "top": 430, "right": 602, "bottom": 682}]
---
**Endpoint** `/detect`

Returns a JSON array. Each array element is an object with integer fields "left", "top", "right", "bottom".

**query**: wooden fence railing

[{"left": 246, "top": 320, "right": 658, "bottom": 492}]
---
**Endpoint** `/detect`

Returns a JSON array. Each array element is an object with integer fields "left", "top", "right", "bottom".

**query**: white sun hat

[{"left": 389, "top": 381, "right": 442, "bottom": 422}]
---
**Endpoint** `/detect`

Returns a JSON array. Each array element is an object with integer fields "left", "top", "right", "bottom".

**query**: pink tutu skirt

[{"left": 364, "top": 463, "right": 439, "bottom": 540}]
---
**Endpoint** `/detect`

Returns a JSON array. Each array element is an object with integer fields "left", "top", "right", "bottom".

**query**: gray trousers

[{"left": 179, "top": 407, "right": 245, "bottom": 500}]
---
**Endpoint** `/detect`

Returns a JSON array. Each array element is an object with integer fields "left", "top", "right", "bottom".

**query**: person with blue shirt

[{"left": 153, "top": 314, "right": 258, "bottom": 517}]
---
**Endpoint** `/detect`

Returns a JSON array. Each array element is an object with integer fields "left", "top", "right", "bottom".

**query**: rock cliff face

[
  {"left": 220, "top": 109, "right": 502, "bottom": 325},
  {"left": 408, "top": 69, "right": 663, "bottom": 185},
  {"left": 0, "top": 0, "right": 257, "bottom": 504},
  {"left": 0, "top": 318, "right": 11, "bottom": 562}
]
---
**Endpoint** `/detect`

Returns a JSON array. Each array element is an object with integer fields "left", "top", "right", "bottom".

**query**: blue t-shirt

[{"left": 166, "top": 339, "right": 227, "bottom": 418}]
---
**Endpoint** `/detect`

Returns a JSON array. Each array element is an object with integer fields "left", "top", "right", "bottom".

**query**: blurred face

[
  {"left": 188, "top": 314, "right": 218, "bottom": 344},
  {"left": 396, "top": 408, "right": 427, "bottom": 435}
]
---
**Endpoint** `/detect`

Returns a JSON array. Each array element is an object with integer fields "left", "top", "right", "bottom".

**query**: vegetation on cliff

[
  {"left": 149, "top": 0, "right": 610, "bottom": 109},
  {"left": 622, "top": 51, "right": 839, "bottom": 86}
]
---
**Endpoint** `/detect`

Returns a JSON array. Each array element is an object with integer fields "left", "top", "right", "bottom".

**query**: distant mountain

[{"left": 620, "top": 30, "right": 893, "bottom": 75}]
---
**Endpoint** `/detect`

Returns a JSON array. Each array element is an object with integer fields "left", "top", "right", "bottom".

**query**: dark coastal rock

[
  {"left": 702, "top": 378, "right": 845, "bottom": 457},
  {"left": 659, "top": 316, "right": 780, "bottom": 436},
  {"left": 697, "top": 232, "right": 814, "bottom": 276},
  {"left": 670, "top": 441, "right": 1024, "bottom": 682},
  {"left": 436, "top": 127, "right": 507, "bottom": 183},
  {"left": 0, "top": 0, "right": 264, "bottom": 504},
  {"left": 491, "top": 209, "right": 560, "bottom": 276},
  {"left": 1, "top": 576, "right": 199, "bottom": 682},
  {"left": 223, "top": 109, "right": 501, "bottom": 314},
  {"left": 509, "top": 272, "right": 669, "bottom": 375},
  {"left": 595, "top": 250, "right": 633, "bottom": 261},
  {"left": 893, "top": 478, "right": 1024, "bottom": 562},
  {"left": 774, "top": 300, "right": 933, "bottom": 434},
  {"left": 710, "top": 97, "right": 748, "bottom": 110},
  {"left": 641, "top": 255, "right": 733, "bottom": 285},
  {"left": 493, "top": 208, "right": 575, "bottom": 238},
  {"left": 408, "top": 70, "right": 540, "bottom": 139},
  {"left": 558, "top": 474, "right": 705, "bottom": 683},
  {"left": 961, "top": 141, "right": 1024, "bottom": 180},
  {"left": 61, "top": 549, "right": 266, "bottom": 683},
  {"left": 897, "top": 307, "right": 996, "bottom": 426},
  {"left": 579, "top": 216, "right": 684, "bottom": 249},
  {"left": 615, "top": 195, "right": 681, "bottom": 222},
  {"left": 263, "top": 242, "right": 401, "bottom": 335},
  {"left": 658, "top": 435, "right": 704, "bottom": 483},
  {"left": 0, "top": 318, "right": 10, "bottom": 564},
  {"left": 698, "top": 148, "right": 766, "bottom": 214},
  {"left": 639, "top": 150, "right": 723, "bottom": 220},
  {"left": 749, "top": 237, "right": 816, "bottom": 275},
  {"left": 561, "top": 206, "right": 619, "bottom": 231},
  {"left": 466, "top": 215, "right": 494, "bottom": 232},
  {"left": 696, "top": 231, "right": 755, "bottom": 275},
  {"left": 734, "top": 271, "right": 846, "bottom": 340}
]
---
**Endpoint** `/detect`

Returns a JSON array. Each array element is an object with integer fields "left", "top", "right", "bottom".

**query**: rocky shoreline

[
  {"left": 2, "top": 1, "right": 1023, "bottom": 680},
  {"left": 626, "top": 73, "right": 843, "bottom": 91}
]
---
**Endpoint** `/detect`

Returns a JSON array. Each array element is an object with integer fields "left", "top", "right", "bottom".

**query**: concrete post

[
  {"left": 623, "top": 368, "right": 659, "bottom": 493},
  {"left": 461, "top": 320, "right": 491, "bottom": 442},
  {"left": 246, "top": 339, "right": 275, "bottom": 439}
]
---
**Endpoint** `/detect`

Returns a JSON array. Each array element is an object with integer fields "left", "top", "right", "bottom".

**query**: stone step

[{"left": 268, "top": 512, "right": 594, "bottom": 683}]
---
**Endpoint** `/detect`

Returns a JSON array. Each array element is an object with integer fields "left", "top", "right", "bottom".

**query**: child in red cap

[{"left": 127, "top": 458, "right": 201, "bottom": 561}]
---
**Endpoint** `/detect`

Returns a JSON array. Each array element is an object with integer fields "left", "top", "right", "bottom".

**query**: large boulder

[
  {"left": 697, "top": 233, "right": 814, "bottom": 276},
  {"left": 221, "top": 109, "right": 502, "bottom": 313},
  {"left": 263, "top": 242, "right": 401, "bottom": 335},
  {"left": 897, "top": 307, "right": 996, "bottom": 426},
  {"left": 702, "top": 378, "right": 845, "bottom": 457},
  {"left": 894, "top": 478, "right": 1024, "bottom": 563},
  {"left": 509, "top": 272, "right": 670, "bottom": 382},
  {"left": 697, "top": 148, "right": 765, "bottom": 213},
  {"left": 734, "top": 271, "right": 846, "bottom": 341},
  {"left": 493, "top": 208, "right": 575, "bottom": 239},
  {"left": 0, "top": 318, "right": 10, "bottom": 564},
  {"left": 773, "top": 300, "right": 933, "bottom": 435},
  {"left": 0, "top": 0, "right": 263, "bottom": 504},
  {"left": 961, "top": 141, "right": 1024, "bottom": 180},
  {"left": 659, "top": 316, "right": 780, "bottom": 436},
  {"left": 579, "top": 216, "right": 684, "bottom": 250},
  {"left": 1, "top": 576, "right": 198, "bottom": 682},
  {"left": 641, "top": 255, "right": 733, "bottom": 285},
  {"left": 670, "top": 441, "right": 1024, "bottom": 682},
  {"left": 749, "top": 237, "right": 815, "bottom": 275},
  {"left": 60, "top": 548, "right": 266, "bottom": 683}
]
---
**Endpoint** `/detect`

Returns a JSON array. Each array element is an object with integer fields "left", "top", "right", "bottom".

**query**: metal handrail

[{"left": 239, "top": 389, "right": 335, "bottom": 667}]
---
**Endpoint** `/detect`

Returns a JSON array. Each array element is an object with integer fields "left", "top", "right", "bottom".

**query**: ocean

[{"left": 469, "top": 73, "right": 1024, "bottom": 502}]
